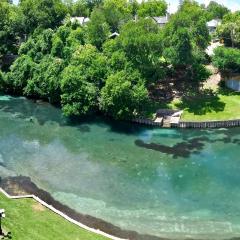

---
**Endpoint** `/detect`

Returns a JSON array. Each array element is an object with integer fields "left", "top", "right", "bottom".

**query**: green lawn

[
  {"left": 172, "top": 91, "right": 240, "bottom": 121},
  {"left": 0, "top": 193, "right": 108, "bottom": 240},
  {"left": 147, "top": 88, "right": 240, "bottom": 121}
]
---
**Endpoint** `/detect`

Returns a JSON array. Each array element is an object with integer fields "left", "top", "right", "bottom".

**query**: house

[
  {"left": 152, "top": 15, "right": 169, "bottom": 28},
  {"left": 109, "top": 32, "right": 120, "bottom": 39},
  {"left": 207, "top": 19, "right": 221, "bottom": 34},
  {"left": 70, "top": 17, "right": 90, "bottom": 25}
]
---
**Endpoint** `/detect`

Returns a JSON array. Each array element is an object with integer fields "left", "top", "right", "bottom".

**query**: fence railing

[{"left": 173, "top": 119, "right": 240, "bottom": 128}]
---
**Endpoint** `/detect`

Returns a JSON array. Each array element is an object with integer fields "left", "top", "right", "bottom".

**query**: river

[{"left": 0, "top": 95, "right": 240, "bottom": 239}]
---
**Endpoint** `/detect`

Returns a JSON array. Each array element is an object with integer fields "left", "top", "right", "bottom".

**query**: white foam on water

[{"left": 0, "top": 95, "right": 12, "bottom": 101}]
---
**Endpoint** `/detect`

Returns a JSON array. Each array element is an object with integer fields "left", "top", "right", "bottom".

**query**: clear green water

[{"left": 0, "top": 95, "right": 240, "bottom": 239}]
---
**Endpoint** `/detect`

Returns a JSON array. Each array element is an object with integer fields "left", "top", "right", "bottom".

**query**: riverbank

[
  {"left": 0, "top": 181, "right": 108, "bottom": 240},
  {"left": 0, "top": 176, "right": 169, "bottom": 240}
]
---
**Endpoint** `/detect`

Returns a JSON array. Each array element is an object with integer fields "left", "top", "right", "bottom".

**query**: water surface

[{"left": 0, "top": 95, "right": 240, "bottom": 239}]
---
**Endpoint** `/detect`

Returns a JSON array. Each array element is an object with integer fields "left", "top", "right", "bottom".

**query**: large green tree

[
  {"left": 118, "top": 18, "right": 165, "bottom": 82},
  {"left": 137, "top": 0, "right": 167, "bottom": 17},
  {"left": 206, "top": 1, "right": 230, "bottom": 20},
  {"left": 102, "top": 0, "right": 132, "bottom": 31},
  {"left": 163, "top": 1, "right": 210, "bottom": 69},
  {"left": 86, "top": 8, "right": 110, "bottom": 49},
  {"left": 217, "top": 12, "right": 240, "bottom": 48},
  {"left": 60, "top": 44, "right": 108, "bottom": 116},
  {"left": 0, "top": 1, "right": 24, "bottom": 67},
  {"left": 24, "top": 55, "right": 64, "bottom": 102},
  {"left": 213, "top": 47, "right": 240, "bottom": 73},
  {"left": 100, "top": 70, "right": 148, "bottom": 119},
  {"left": 20, "top": 0, "right": 67, "bottom": 34}
]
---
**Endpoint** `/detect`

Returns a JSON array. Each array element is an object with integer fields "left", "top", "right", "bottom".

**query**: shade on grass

[
  {"left": 0, "top": 193, "right": 108, "bottom": 240},
  {"left": 173, "top": 93, "right": 240, "bottom": 121}
]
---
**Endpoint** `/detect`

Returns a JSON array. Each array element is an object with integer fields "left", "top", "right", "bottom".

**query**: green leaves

[
  {"left": 213, "top": 47, "right": 240, "bottom": 73},
  {"left": 61, "top": 65, "right": 99, "bottom": 116},
  {"left": 100, "top": 70, "right": 148, "bottom": 119},
  {"left": 86, "top": 8, "right": 110, "bottom": 49},
  {"left": 137, "top": 0, "right": 167, "bottom": 18}
]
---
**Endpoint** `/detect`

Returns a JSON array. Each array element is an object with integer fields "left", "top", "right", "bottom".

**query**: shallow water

[{"left": 0, "top": 95, "right": 240, "bottom": 239}]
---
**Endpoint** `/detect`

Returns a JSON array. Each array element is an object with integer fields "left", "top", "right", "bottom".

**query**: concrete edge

[{"left": 0, "top": 188, "right": 127, "bottom": 240}]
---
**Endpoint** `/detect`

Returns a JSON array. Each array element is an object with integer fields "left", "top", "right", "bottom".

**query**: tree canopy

[
  {"left": 206, "top": 1, "right": 230, "bottom": 20},
  {"left": 0, "top": 0, "right": 217, "bottom": 120},
  {"left": 137, "top": 0, "right": 167, "bottom": 17}
]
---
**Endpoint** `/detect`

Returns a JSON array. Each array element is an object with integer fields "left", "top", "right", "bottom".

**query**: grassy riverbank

[
  {"left": 148, "top": 87, "right": 240, "bottom": 122},
  {"left": 0, "top": 193, "right": 108, "bottom": 240},
  {"left": 172, "top": 91, "right": 240, "bottom": 121}
]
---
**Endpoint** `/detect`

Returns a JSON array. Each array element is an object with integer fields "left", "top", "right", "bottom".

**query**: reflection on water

[{"left": 1, "top": 95, "right": 240, "bottom": 239}]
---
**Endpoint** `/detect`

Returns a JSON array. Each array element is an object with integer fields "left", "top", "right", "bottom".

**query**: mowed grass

[
  {"left": 147, "top": 88, "right": 240, "bottom": 121},
  {"left": 172, "top": 92, "right": 240, "bottom": 121},
  {"left": 0, "top": 193, "right": 108, "bottom": 240}
]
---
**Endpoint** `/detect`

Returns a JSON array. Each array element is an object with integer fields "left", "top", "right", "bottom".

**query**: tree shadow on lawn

[{"left": 175, "top": 89, "right": 226, "bottom": 116}]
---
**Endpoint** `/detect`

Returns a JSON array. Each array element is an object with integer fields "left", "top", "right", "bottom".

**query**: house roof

[
  {"left": 207, "top": 19, "right": 221, "bottom": 28},
  {"left": 109, "top": 32, "right": 120, "bottom": 39},
  {"left": 152, "top": 16, "right": 169, "bottom": 25}
]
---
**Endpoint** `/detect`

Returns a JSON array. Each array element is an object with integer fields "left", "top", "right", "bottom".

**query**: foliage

[
  {"left": 71, "top": 0, "right": 90, "bottom": 17},
  {"left": 162, "top": 0, "right": 210, "bottom": 82},
  {"left": 217, "top": 12, "right": 240, "bottom": 48},
  {"left": 118, "top": 19, "right": 166, "bottom": 81},
  {"left": 212, "top": 47, "right": 240, "bottom": 73},
  {"left": 137, "top": 0, "right": 167, "bottom": 17},
  {"left": 0, "top": 1, "right": 24, "bottom": 60},
  {"left": 100, "top": 70, "right": 148, "bottom": 119},
  {"left": 86, "top": 8, "right": 110, "bottom": 49},
  {"left": 61, "top": 65, "right": 99, "bottom": 116},
  {"left": 206, "top": 1, "right": 230, "bottom": 20},
  {"left": 19, "top": 0, "right": 67, "bottom": 34},
  {"left": 60, "top": 44, "right": 108, "bottom": 116},
  {"left": 24, "top": 56, "right": 64, "bottom": 102},
  {"left": 0, "top": 0, "right": 223, "bottom": 120},
  {"left": 5, "top": 55, "right": 35, "bottom": 93},
  {"left": 102, "top": 0, "right": 132, "bottom": 31}
]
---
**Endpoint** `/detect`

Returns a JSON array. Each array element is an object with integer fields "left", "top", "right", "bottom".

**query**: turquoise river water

[{"left": 0, "top": 95, "right": 240, "bottom": 239}]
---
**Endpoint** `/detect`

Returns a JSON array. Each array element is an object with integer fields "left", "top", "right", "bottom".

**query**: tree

[
  {"left": 118, "top": 19, "right": 165, "bottom": 81},
  {"left": 86, "top": 8, "right": 110, "bottom": 49},
  {"left": 60, "top": 44, "right": 108, "bottom": 116},
  {"left": 137, "top": 0, "right": 167, "bottom": 17},
  {"left": 85, "top": 0, "right": 103, "bottom": 12},
  {"left": 163, "top": 0, "right": 210, "bottom": 65},
  {"left": 0, "top": 1, "right": 24, "bottom": 64},
  {"left": 100, "top": 70, "right": 148, "bottom": 119},
  {"left": 213, "top": 47, "right": 240, "bottom": 73},
  {"left": 5, "top": 55, "right": 35, "bottom": 94},
  {"left": 20, "top": 0, "right": 67, "bottom": 34},
  {"left": 71, "top": 0, "right": 90, "bottom": 17},
  {"left": 24, "top": 56, "right": 64, "bottom": 102},
  {"left": 61, "top": 65, "right": 98, "bottom": 116},
  {"left": 206, "top": 1, "right": 230, "bottom": 20},
  {"left": 217, "top": 12, "right": 240, "bottom": 48},
  {"left": 163, "top": 28, "right": 193, "bottom": 67},
  {"left": 102, "top": 0, "right": 132, "bottom": 31}
]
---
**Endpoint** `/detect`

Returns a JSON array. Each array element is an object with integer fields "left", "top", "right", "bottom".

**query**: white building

[
  {"left": 207, "top": 19, "right": 221, "bottom": 34},
  {"left": 70, "top": 17, "right": 90, "bottom": 25}
]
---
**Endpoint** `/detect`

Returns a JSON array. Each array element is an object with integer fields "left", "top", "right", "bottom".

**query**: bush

[{"left": 213, "top": 47, "right": 240, "bottom": 73}]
